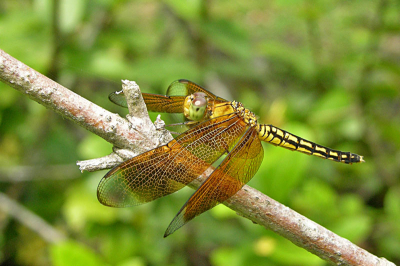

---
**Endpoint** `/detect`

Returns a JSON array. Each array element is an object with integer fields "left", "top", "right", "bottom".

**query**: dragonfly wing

[
  {"left": 97, "top": 113, "right": 248, "bottom": 207},
  {"left": 142, "top": 93, "right": 186, "bottom": 113},
  {"left": 167, "top": 79, "right": 227, "bottom": 103},
  {"left": 109, "top": 80, "right": 226, "bottom": 113},
  {"left": 109, "top": 91, "right": 186, "bottom": 113},
  {"left": 164, "top": 128, "right": 264, "bottom": 237},
  {"left": 109, "top": 91, "right": 128, "bottom": 108}
]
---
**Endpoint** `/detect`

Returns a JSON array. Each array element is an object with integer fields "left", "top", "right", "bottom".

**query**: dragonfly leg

[{"left": 165, "top": 120, "right": 200, "bottom": 128}]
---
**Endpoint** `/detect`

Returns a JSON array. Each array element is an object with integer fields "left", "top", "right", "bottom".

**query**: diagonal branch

[
  {"left": 0, "top": 49, "right": 395, "bottom": 266},
  {"left": 0, "top": 192, "right": 66, "bottom": 243}
]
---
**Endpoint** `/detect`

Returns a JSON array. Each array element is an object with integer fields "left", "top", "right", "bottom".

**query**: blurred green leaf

[
  {"left": 211, "top": 247, "right": 245, "bottom": 266},
  {"left": 332, "top": 214, "right": 372, "bottom": 243},
  {"left": 260, "top": 41, "right": 314, "bottom": 81},
  {"left": 43, "top": 122, "right": 79, "bottom": 164},
  {"left": 165, "top": 0, "right": 201, "bottom": 21},
  {"left": 60, "top": 0, "right": 86, "bottom": 33},
  {"left": 63, "top": 176, "right": 118, "bottom": 231},
  {"left": 385, "top": 186, "right": 400, "bottom": 220},
  {"left": 291, "top": 179, "right": 339, "bottom": 224},
  {"left": 78, "top": 134, "right": 113, "bottom": 159},
  {"left": 210, "top": 204, "right": 236, "bottom": 219},
  {"left": 270, "top": 236, "right": 324, "bottom": 265},
  {"left": 101, "top": 225, "right": 141, "bottom": 264},
  {"left": 117, "top": 257, "right": 146, "bottom": 266},
  {"left": 201, "top": 19, "right": 251, "bottom": 59},
  {"left": 309, "top": 89, "right": 352, "bottom": 125},
  {"left": 0, "top": 86, "right": 19, "bottom": 108},
  {"left": 51, "top": 241, "right": 106, "bottom": 266}
]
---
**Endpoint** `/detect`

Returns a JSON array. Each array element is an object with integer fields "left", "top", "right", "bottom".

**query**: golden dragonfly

[{"left": 98, "top": 79, "right": 364, "bottom": 237}]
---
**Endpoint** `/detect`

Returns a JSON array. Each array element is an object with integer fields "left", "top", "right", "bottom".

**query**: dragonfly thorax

[{"left": 232, "top": 101, "right": 257, "bottom": 127}]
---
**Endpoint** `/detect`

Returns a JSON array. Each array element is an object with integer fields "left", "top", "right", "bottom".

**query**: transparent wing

[
  {"left": 97, "top": 113, "right": 248, "bottom": 207},
  {"left": 164, "top": 128, "right": 264, "bottom": 237},
  {"left": 109, "top": 79, "right": 227, "bottom": 112},
  {"left": 108, "top": 91, "right": 128, "bottom": 108},
  {"left": 109, "top": 91, "right": 186, "bottom": 113},
  {"left": 167, "top": 79, "right": 227, "bottom": 103},
  {"left": 142, "top": 93, "right": 186, "bottom": 113}
]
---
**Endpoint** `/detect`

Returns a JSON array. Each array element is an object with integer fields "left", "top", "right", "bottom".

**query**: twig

[
  {"left": 47, "top": 0, "right": 62, "bottom": 80},
  {"left": 0, "top": 49, "right": 395, "bottom": 266},
  {"left": 0, "top": 164, "right": 78, "bottom": 182},
  {"left": 77, "top": 81, "right": 173, "bottom": 172},
  {"left": 0, "top": 192, "right": 66, "bottom": 243}
]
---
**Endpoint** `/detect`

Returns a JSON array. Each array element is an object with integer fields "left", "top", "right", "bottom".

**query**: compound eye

[
  {"left": 188, "top": 93, "right": 207, "bottom": 121},
  {"left": 193, "top": 92, "right": 207, "bottom": 99},
  {"left": 192, "top": 95, "right": 206, "bottom": 108}
]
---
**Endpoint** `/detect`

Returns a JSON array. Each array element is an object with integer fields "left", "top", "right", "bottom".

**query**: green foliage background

[{"left": 0, "top": 0, "right": 399, "bottom": 265}]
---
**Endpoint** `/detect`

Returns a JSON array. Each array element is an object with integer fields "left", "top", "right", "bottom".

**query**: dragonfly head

[{"left": 184, "top": 92, "right": 208, "bottom": 121}]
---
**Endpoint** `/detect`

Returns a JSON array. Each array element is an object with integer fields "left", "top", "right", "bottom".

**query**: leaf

[
  {"left": 200, "top": 20, "right": 251, "bottom": 59},
  {"left": 77, "top": 134, "right": 113, "bottom": 160},
  {"left": 63, "top": 178, "right": 118, "bottom": 231},
  {"left": 59, "top": 0, "right": 86, "bottom": 33},
  {"left": 385, "top": 186, "right": 400, "bottom": 220},
  {"left": 51, "top": 241, "right": 106, "bottom": 266},
  {"left": 309, "top": 89, "right": 352, "bottom": 125}
]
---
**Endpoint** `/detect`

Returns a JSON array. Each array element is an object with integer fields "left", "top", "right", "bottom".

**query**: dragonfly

[{"left": 98, "top": 79, "right": 364, "bottom": 237}]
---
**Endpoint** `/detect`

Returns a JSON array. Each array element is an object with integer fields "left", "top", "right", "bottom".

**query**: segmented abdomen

[{"left": 257, "top": 124, "right": 364, "bottom": 164}]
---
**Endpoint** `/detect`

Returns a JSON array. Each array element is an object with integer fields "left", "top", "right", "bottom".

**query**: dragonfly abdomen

[{"left": 257, "top": 124, "right": 364, "bottom": 164}]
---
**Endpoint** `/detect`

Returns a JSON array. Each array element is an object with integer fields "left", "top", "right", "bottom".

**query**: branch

[
  {"left": 0, "top": 192, "right": 66, "bottom": 243},
  {"left": 0, "top": 50, "right": 158, "bottom": 153},
  {"left": 0, "top": 49, "right": 394, "bottom": 266},
  {"left": 0, "top": 164, "right": 78, "bottom": 182}
]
